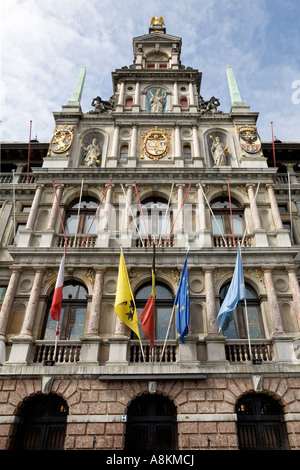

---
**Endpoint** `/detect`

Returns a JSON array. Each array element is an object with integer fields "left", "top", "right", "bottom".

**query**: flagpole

[
  {"left": 160, "top": 304, "right": 176, "bottom": 363},
  {"left": 74, "top": 178, "right": 84, "bottom": 246},
  {"left": 159, "top": 182, "right": 174, "bottom": 247},
  {"left": 81, "top": 178, "right": 112, "bottom": 247},
  {"left": 165, "top": 183, "right": 191, "bottom": 246},
  {"left": 198, "top": 182, "right": 227, "bottom": 247},
  {"left": 120, "top": 183, "right": 145, "bottom": 247},
  {"left": 227, "top": 179, "right": 235, "bottom": 246},
  {"left": 238, "top": 244, "right": 252, "bottom": 360}
]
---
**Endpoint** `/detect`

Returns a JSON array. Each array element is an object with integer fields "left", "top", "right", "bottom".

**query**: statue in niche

[
  {"left": 90, "top": 95, "right": 115, "bottom": 113},
  {"left": 210, "top": 135, "right": 229, "bottom": 166},
  {"left": 81, "top": 138, "right": 101, "bottom": 167},
  {"left": 149, "top": 88, "right": 166, "bottom": 113},
  {"left": 198, "top": 96, "right": 222, "bottom": 115}
]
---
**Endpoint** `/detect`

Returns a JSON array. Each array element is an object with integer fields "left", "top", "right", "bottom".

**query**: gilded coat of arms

[
  {"left": 50, "top": 125, "right": 75, "bottom": 154},
  {"left": 141, "top": 126, "right": 171, "bottom": 160},
  {"left": 237, "top": 125, "right": 261, "bottom": 154}
]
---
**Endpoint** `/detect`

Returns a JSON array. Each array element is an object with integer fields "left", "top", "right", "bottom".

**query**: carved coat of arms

[
  {"left": 237, "top": 125, "right": 261, "bottom": 154},
  {"left": 50, "top": 125, "right": 75, "bottom": 154},
  {"left": 141, "top": 126, "right": 171, "bottom": 160}
]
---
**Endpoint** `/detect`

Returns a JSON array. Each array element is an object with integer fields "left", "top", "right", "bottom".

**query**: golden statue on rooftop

[{"left": 150, "top": 16, "right": 165, "bottom": 26}]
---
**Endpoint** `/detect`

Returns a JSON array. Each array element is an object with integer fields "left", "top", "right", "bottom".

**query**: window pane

[
  {"left": 212, "top": 215, "right": 224, "bottom": 234},
  {"left": 244, "top": 306, "right": 262, "bottom": 339},
  {"left": 233, "top": 215, "right": 243, "bottom": 234},
  {"left": 83, "top": 214, "right": 98, "bottom": 234},
  {"left": 0, "top": 287, "right": 6, "bottom": 301},
  {"left": 68, "top": 308, "right": 85, "bottom": 339},
  {"left": 222, "top": 309, "right": 239, "bottom": 339},
  {"left": 66, "top": 215, "right": 78, "bottom": 234},
  {"left": 157, "top": 306, "right": 174, "bottom": 339},
  {"left": 44, "top": 308, "right": 65, "bottom": 340}
]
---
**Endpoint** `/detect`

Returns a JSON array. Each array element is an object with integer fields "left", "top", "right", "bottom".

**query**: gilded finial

[{"left": 150, "top": 16, "right": 165, "bottom": 26}]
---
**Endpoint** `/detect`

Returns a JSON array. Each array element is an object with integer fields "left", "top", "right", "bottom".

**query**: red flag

[
  {"left": 139, "top": 245, "right": 155, "bottom": 348},
  {"left": 50, "top": 254, "right": 65, "bottom": 321}
]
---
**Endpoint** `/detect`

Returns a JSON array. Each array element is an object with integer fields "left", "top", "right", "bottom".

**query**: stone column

[
  {"left": 25, "top": 184, "right": 44, "bottom": 231},
  {"left": 192, "top": 124, "right": 200, "bottom": 159},
  {"left": 203, "top": 266, "right": 226, "bottom": 362},
  {"left": 246, "top": 184, "right": 262, "bottom": 230},
  {"left": 86, "top": 268, "right": 105, "bottom": 337},
  {"left": 111, "top": 125, "right": 120, "bottom": 158},
  {"left": 196, "top": 183, "right": 207, "bottom": 231},
  {"left": 266, "top": 183, "right": 283, "bottom": 230},
  {"left": 203, "top": 266, "right": 218, "bottom": 335},
  {"left": 286, "top": 265, "right": 300, "bottom": 325},
  {"left": 174, "top": 125, "right": 181, "bottom": 158},
  {"left": 118, "top": 81, "right": 125, "bottom": 106},
  {"left": 262, "top": 266, "right": 284, "bottom": 335},
  {"left": 173, "top": 81, "right": 179, "bottom": 106},
  {"left": 0, "top": 267, "right": 22, "bottom": 339},
  {"left": 130, "top": 124, "right": 138, "bottom": 159},
  {"left": 176, "top": 184, "right": 185, "bottom": 231},
  {"left": 46, "top": 184, "right": 64, "bottom": 231},
  {"left": 19, "top": 267, "right": 46, "bottom": 337},
  {"left": 100, "top": 184, "right": 114, "bottom": 233},
  {"left": 133, "top": 81, "right": 140, "bottom": 109},
  {"left": 247, "top": 183, "right": 268, "bottom": 247},
  {"left": 125, "top": 184, "right": 134, "bottom": 230},
  {"left": 189, "top": 82, "right": 196, "bottom": 107}
]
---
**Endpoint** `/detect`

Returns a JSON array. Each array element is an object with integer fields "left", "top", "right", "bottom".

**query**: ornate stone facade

[{"left": 0, "top": 18, "right": 300, "bottom": 451}]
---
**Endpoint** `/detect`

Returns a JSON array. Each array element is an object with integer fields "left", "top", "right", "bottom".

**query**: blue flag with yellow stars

[{"left": 174, "top": 251, "right": 190, "bottom": 343}]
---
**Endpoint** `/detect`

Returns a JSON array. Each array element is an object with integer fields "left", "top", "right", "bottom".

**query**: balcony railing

[
  {"left": 0, "top": 173, "right": 36, "bottom": 184},
  {"left": 56, "top": 234, "right": 97, "bottom": 248},
  {"left": 225, "top": 340, "right": 273, "bottom": 362},
  {"left": 130, "top": 341, "right": 177, "bottom": 363},
  {"left": 32, "top": 341, "right": 81, "bottom": 364},
  {"left": 213, "top": 234, "right": 253, "bottom": 248},
  {"left": 135, "top": 236, "right": 175, "bottom": 248}
]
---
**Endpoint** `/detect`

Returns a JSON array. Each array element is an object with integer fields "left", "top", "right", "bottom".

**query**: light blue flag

[
  {"left": 216, "top": 247, "right": 246, "bottom": 333},
  {"left": 175, "top": 252, "right": 190, "bottom": 343}
]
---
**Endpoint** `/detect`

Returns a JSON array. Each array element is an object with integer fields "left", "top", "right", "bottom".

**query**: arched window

[
  {"left": 43, "top": 282, "right": 88, "bottom": 340},
  {"left": 120, "top": 144, "right": 129, "bottom": 160},
  {"left": 183, "top": 144, "right": 192, "bottom": 160},
  {"left": 137, "top": 197, "right": 173, "bottom": 241},
  {"left": 135, "top": 281, "right": 174, "bottom": 340},
  {"left": 125, "top": 97, "right": 133, "bottom": 108},
  {"left": 236, "top": 394, "right": 289, "bottom": 450},
  {"left": 211, "top": 197, "right": 244, "bottom": 235},
  {"left": 180, "top": 98, "right": 188, "bottom": 108},
  {"left": 219, "top": 283, "right": 264, "bottom": 339},
  {"left": 13, "top": 394, "right": 68, "bottom": 450},
  {"left": 125, "top": 394, "right": 177, "bottom": 450},
  {"left": 65, "top": 197, "right": 99, "bottom": 235}
]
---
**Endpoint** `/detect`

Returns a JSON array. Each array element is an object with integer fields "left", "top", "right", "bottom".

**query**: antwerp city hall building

[{"left": 1, "top": 18, "right": 300, "bottom": 452}]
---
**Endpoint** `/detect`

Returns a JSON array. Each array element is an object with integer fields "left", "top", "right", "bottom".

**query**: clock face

[
  {"left": 142, "top": 127, "right": 170, "bottom": 160},
  {"left": 50, "top": 127, "right": 74, "bottom": 153}
]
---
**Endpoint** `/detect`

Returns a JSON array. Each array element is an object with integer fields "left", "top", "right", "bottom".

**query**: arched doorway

[
  {"left": 125, "top": 394, "right": 177, "bottom": 450},
  {"left": 236, "top": 394, "right": 290, "bottom": 450},
  {"left": 13, "top": 394, "right": 68, "bottom": 450}
]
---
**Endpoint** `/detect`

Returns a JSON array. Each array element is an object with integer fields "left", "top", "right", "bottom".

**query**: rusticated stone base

[{"left": 1, "top": 376, "right": 300, "bottom": 450}]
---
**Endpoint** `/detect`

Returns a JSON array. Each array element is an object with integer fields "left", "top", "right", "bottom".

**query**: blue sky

[{"left": 1, "top": 0, "right": 299, "bottom": 143}]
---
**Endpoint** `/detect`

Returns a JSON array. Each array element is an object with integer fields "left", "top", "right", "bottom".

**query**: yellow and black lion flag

[{"left": 114, "top": 249, "right": 140, "bottom": 339}]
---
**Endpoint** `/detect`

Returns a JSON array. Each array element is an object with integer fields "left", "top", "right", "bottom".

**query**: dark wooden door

[
  {"left": 125, "top": 394, "right": 177, "bottom": 450},
  {"left": 237, "top": 394, "right": 289, "bottom": 450},
  {"left": 13, "top": 394, "right": 68, "bottom": 450}
]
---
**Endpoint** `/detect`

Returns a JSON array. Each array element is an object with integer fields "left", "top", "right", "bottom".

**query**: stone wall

[{"left": 1, "top": 376, "right": 300, "bottom": 450}]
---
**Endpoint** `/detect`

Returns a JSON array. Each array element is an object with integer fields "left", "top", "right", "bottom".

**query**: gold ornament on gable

[
  {"left": 141, "top": 126, "right": 171, "bottom": 161},
  {"left": 49, "top": 125, "right": 76, "bottom": 155}
]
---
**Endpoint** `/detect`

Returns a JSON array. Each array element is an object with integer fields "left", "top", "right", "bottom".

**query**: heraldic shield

[{"left": 237, "top": 125, "right": 261, "bottom": 154}]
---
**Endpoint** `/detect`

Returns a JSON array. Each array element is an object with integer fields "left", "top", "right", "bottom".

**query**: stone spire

[
  {"left": 226, "top": 65, "right": 244, "bottom": 106},
  {"left": 67, "top": 66, "right": 86, "bottom": 107}
]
